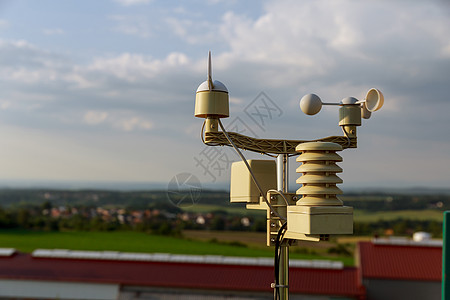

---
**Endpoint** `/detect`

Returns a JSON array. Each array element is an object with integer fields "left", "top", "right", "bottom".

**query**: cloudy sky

[{"left": 0, "top": 0, "right": 449, "bottom": 190}]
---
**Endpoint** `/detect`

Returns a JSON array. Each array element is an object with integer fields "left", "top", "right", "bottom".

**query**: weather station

[{"left": 194, "top": 52, "right": 384, "bottom": 300}]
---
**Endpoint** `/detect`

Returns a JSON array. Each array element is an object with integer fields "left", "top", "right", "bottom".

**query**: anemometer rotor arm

[
  {"left": 203, "top": 131, "right": 356, "bottom": 154},
  {"left": 299, "top": 88, "right": 384, "bottom": 117}
]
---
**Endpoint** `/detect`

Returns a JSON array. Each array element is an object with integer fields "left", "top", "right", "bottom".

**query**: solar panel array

[{"left": 31, "top": 249, "right": 343, "bottom": 269}]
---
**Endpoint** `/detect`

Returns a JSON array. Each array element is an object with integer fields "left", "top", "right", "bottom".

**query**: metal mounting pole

[
  {"left": 277, "top": 154, "right": 288, "bottom": 193},
  {"left": 277, "top": 154, "right": 289, "bottom": 300}
]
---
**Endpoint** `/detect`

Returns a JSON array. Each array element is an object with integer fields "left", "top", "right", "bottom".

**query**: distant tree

[
  {"left": 251, "top": 218, "right": 266, "bottom": 232},
  {"left": 210, "top": 216, "right": 226, "bottom": 231},
  {"left": 64, "top": 214, "right": 89, "bottom": 231},
  {"left": 89, "top": 216, "right": 106, "bottom": 231},
  {"left": 149, "top": 202, "right": 182, "bottom": 214},
  {"left": 0, "top": 207, "right": 15, "bottom": 228},
  {"left": 41, "top": 201, "right": 52, "bottom": 211},
  {"left": 155, "top": 222, "right": 173, "bottom": 236},
  {"left": 327, "top": 243, "right": 352, "bottom": 257},
  {"left": 17, "top": 208, "right": 31, "bottom": 229},
  {"left": 229, "top": 217, "right": 244, "bottom": 231},
  {"left": 392, "top": 219, "right": 408, "bottom": 235},
  {"left": 427, "top": 221, "right": 442, "bottom": 238},
  {"left": 33, "top": 216, "right": 46, "bottom": 229},
  {"left": 45, "top": 218, "right": 59, "bottom": 231}
]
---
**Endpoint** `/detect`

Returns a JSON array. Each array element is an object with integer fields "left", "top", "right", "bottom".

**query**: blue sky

[{"left": 0, "top": 0, "right": 449, "bottom": 190}]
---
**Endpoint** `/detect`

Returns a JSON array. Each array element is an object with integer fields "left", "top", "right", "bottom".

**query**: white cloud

[
  {"left": 43, "top": 28, "right": 65, "bottom": 35},
  {"left": 0, "top": 101, "right": 11, "bottom": 110},
  {"left": 78, "top": 52, "right": 190, "bottom": 85},
  {"left": 110, "top": 15, "right": 152, "bottom": 38},
  {"left": 442, "top": 44, "right": 450, "bottom": 58},
  {"left": 0, "top": 38, "right": 192, "bottom": 92},
  {"left": 114, "top": 0, "right": 152, "bottom": 6},
  {"left": 165, "top": 18, "right": 191, "bottom": 39},
  {"left": 229, "top": 97, "right": 243, "bottom": 105},
  {"left": 84, "top": 111, "right": 109, "bottom": 125},
  {"left": 113, "top": 116, "right": 153, "bottom": 131},
  {"left": 0, "top": 20, "right": 8, "bottom": 30},
  {"left": 165, "top": 17, "right": 219, "bottom": 45},
  {"left": 64, "top": 71, "right": 98, "bottom": 89},
  {"left": 219, "top": 1, "right": 449, "bottom": 68},
  {"left": 83, "top": 110, "right": 153, "bottom": 132},
  {"left": 0, "top": 39, "right": 70, "bottom": 85}
]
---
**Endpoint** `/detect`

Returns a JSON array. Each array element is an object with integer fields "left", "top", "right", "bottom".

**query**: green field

[
  {"left": 0, "top": 230, "right": 353, "bottom": 265},
  {"left": 183, "top": 203, "right": 444, "bottom": 223},
  {"left": 353, "top": 209, "right": 444, "bottom": 222},
  {"left": 0, "top": 230, "right": 269, "bottom": 256},
  {"left": 181, "top": 203, "right": 265, "bottom": 217}
]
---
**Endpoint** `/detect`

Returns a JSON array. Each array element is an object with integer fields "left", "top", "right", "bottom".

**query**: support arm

[{"left": 204, "top": 131, "right": 356, "bottom": 155}]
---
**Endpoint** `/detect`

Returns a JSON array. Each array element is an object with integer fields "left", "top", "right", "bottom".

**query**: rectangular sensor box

[
  {"left": 287, "top": 205, "right": 353, "bottom": 235},
  {"left": 230, "top": 160, "right": 276, "bottom": 204}
]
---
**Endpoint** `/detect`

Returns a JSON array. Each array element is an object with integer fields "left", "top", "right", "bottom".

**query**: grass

[
  {"left": 353, "top": 209, "right": 444, "bottom": 222},
  {"left": 181, "top": 203, "right": 265, "bottom": 217},
  {"left": 183, "top": 204, "right": 444, "bottom": 222},
  {"left": 0, "top": 229, "right": 354, "bottom": 266},
  {"left": 0, "top": 230, "right": 270, "bottom": 257}
]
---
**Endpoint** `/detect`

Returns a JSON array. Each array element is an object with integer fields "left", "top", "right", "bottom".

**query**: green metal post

[{"left": 442, "top": 211, "right": 450, "bottom": 300}]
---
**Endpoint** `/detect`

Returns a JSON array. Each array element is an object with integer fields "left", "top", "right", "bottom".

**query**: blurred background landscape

[{"left": 0, "top": 187, "right": 448, "bottom": 266}]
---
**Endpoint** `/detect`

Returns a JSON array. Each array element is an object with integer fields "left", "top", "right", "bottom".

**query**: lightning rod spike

[{"left": 207, "top": 51, "right": 213, "bottom": 91}]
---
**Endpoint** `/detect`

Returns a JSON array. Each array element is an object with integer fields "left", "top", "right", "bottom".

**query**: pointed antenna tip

[{"left": 207, "top": 51, "right": 213, "bottom": 91}]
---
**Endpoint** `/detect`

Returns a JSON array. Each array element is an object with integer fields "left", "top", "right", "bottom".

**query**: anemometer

[{"left": 194, "top": 52, "right": 384, "bottom": 300}]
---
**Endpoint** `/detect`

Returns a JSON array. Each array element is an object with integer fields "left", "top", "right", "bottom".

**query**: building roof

[
  {"left": 357, "top": 240, "right": 442, "bottom": 281},
  {"left": 0, "top": 251, "right": 364, "bottom": 298},
  {"left": 31, "top": 249, "right": 344, "bottom": 269}
]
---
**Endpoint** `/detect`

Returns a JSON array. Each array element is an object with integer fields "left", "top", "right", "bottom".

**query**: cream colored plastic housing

[
  {"left": 287, "top": 141, "right": 353, "bottom": 236},
  {"left": 194, "top": 91, "right": 229, "bottom": 118},
  {"left": 295, "top": 142, "right": 344, "bottom": 206},
  {"left": 287, "top": 205, "right": 353, "bottom": 235},
  {"left": 230, "top": 160, "right": 276, "bottom": 203},
  {"left": 339, "top": 105, "right": 361, "bottom": 127},
  {"left": 194, "top": 53, "right": 229, "bottom": 119}
]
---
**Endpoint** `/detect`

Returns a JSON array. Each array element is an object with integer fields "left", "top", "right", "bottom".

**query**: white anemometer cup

[{"left": 300, "top": 88, "right": 384, "bottom": 118}]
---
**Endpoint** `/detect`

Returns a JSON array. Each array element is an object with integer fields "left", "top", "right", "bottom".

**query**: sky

[{"left": 0, "top": 0, "right": 449, "bottom": 190}]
